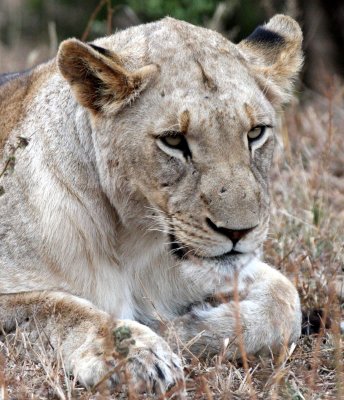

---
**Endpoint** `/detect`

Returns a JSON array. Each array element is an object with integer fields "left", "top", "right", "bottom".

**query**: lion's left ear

[
  {"left": 57, "top": 39, "right": 158, "bottom": 114},
  {"left": 238, "top": 14, "right": 303, "bottom": 104}
]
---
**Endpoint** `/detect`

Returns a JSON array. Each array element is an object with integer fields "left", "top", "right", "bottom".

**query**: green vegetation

[{"left": 126, "top": 0, "right": 218, "bottom": 25}]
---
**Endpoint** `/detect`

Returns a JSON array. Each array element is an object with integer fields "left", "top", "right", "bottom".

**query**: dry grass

[{"left": 0, "top": 82, "right": 343, "bottom": 399}]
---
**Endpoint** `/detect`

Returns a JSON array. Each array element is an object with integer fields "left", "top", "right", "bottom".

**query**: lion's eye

[
  {"left": 248, "top": 126, "right": 266, "bottom": 142},
  {"left": 163, "top": 136, "right": 183, "bottom": 147},
  {"left": 159, "top": 132, "right": 192, "bottom": 158}
]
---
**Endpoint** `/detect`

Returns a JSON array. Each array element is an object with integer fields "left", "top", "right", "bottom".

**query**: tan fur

[
  {"left": 0, "top": 15, "right": 303, "bottom": 394},
  {"left": 179, "top": 110, "right": 190, "bottom": 133},
  {"left": 0, "top": 63, "right": 57, "bottom": 154}
]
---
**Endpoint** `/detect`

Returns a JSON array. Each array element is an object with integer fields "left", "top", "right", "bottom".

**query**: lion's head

[{"left": 57, "top": 15, "right": 302, "bottom": 261}]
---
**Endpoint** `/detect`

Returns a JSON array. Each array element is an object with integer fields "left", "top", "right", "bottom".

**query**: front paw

[
  {"left": 74, "top": 320, "right": 185, "bottom": 397},
  {"left": 114, "top": 321, "right": 185, "bottom": 395}
]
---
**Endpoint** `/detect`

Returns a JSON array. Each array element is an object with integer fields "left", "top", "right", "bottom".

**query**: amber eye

[
  {"left": 159, "top": 131, "right": 192, "bottom": 158},
  {"left": 163, "top": 135, "right": 183, "bottom": 147},
  {"left": 248, "top": 126, "right": 266, "bottom": 142}
]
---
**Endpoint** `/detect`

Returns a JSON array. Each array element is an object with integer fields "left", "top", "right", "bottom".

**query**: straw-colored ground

[{"left": 0, "top": 52, "right": 343, "bottom": 399}]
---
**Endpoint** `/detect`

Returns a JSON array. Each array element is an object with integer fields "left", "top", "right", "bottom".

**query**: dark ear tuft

[
  {"left": 246, "top": 26, "right": 285, "bottom": 46},
  {"left": 88, "top": 43, "right": 113, "bottom": 58}
]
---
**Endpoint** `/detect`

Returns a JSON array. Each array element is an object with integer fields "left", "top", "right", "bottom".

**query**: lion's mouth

[{"left": 169, "top": 233, "right": 243, "bottom": 261}]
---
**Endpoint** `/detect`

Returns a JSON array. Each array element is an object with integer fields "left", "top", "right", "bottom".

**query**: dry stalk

[
  {"left": 328, "top": 282, "right": 344, "bottom": 400},
  {"left": 199, "top": 376, "right": 213, "bottom": 400},
  {"left": 232, "top": 272, "right": 257, "bottom": 400},
  {"left": 106, "top": 0, "right": 113, "bottom": 36},
  {"left": 0, "top": 353, "right": 8, "bottom": 400},
  {"left": 81, "top": 0, "right": 107, "bottom": 41},
  {"left": 309, "top": 293, "right": 330, "bottom": 389},
  {"left": 0, "top": 136, "right": 30, "bottom": 196}
]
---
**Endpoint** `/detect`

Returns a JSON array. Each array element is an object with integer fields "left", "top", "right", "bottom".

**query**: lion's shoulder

[{"left": 0, "top": 63, "right": 56, "bottom": 154}]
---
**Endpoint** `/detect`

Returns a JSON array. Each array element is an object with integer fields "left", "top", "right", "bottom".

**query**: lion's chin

[
  {"left": 188, "top": 249, "right": 245, "bottom": 263},
  {"left": 169, "top": 233, "right": 248, "bottom": 262}
]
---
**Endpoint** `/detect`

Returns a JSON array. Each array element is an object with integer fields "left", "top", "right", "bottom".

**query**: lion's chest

[
  {"left": 77, "top": 228, "right": 235, "bottom": 322},
  {"left": 86, "top": 249, "right": 212, "bottom": 322}
]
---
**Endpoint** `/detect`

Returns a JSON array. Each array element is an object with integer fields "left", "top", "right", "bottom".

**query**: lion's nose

[{"left": 206, "top": 218, "right": 256, "bottom": 246}]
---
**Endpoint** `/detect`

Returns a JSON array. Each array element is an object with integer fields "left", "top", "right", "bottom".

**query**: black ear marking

[
  {"left": 88, "top": 43, "right": 112, "bottom": 57},
  {"left": 246, "top": 26, "right": 285, "bottom": 46}
]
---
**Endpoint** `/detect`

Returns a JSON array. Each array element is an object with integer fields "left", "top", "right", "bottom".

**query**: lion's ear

[
  {"left": 57, "top": 39, "right": 158, "bottom": 114},
  {"left": 238, "top": 14, "right": 303, "bottom": 104}
]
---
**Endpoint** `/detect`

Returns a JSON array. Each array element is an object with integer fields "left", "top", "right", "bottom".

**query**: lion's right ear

[
  {"left": 238, "top": 15, "right": 303, "bottom": 104},
  {"left": 57, "top": 39, "right": 158, "bottom": 114}
]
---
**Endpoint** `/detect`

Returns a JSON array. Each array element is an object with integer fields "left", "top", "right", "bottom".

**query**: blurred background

[{"left": 0, "top": 0, "right": 343, "bottom": 92}]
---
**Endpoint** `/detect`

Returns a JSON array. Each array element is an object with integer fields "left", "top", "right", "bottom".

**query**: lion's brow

[
  {"left": 179, "top": 110, "right": 190, "bottom": 134},
  {"left": 244, "top": 103, "right": 258, "bottom": 127}
]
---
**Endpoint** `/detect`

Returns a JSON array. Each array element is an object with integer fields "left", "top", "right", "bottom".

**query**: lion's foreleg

[
  {"left": 0, "top": 291, "right": 184, "bottom": 394},
  {"left": 166, "top": 263, "right": 301, "bottom": 359},
  {"left": 0, "top": 291, "right": 117, "bottom": 385}
]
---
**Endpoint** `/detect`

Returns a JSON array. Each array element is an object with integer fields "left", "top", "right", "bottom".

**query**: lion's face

[
  {"left": 127, "top": 67, "right": 274, "bottom": 259},
  {"left": 58, "top": 16, "right": 302, "bottom": 261}
]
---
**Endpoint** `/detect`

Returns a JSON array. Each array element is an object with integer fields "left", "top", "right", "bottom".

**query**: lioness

[{"left": 0, "top": 15, "right": 303, "bottom": 395}]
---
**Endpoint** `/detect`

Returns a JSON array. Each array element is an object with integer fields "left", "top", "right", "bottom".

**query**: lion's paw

[
  {"left": 73, "top": 320, "right": 185, "bottom": 397},
  {"left": 112, "top": 320, "right": 185, "bottom": 395}
]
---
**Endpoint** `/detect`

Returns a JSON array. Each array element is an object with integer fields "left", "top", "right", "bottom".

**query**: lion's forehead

[
  {"left": 96, "top": 18, "right": 270, "bottom": 126},
  {"left": 147, "top": 86, "right": 273, "bottom": 144}
]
